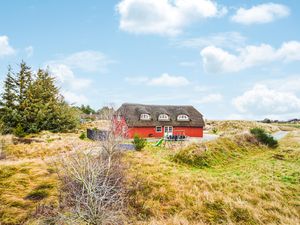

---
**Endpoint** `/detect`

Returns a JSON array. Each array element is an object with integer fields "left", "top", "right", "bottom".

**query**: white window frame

[
  {"left": 177, "top": 114, "right": 189, "bottom": 121},
  {"left": 140, "top": 113, "right": 151, "bottom": 121},
  {"left": 164, "top": 126, "right": 173, "bottom": 135},
  {"left": 156, "top": 126, "right": 162, "bottom": 133},
  {"left": 158, "top": 114, "right": 170, "bottom": 121}
]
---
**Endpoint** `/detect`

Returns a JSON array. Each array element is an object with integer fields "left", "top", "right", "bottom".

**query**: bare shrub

[
  {"left": 0, "top": 136, "right": 7, "bottom": 159},
  {"left": 55, "top": 109, "right": 128, "bottom": 225},
  {"left": 57, "top": 150, "right": 126, "bottom": 224}
]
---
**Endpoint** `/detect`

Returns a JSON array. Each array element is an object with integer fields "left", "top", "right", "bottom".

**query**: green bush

[
  {"left": 250, "top": 128, "right": 278, "bottom": 148},
  {"left": 79, "top": 132, "right": 86, "bottom": 140},
  {"left": 13, "top": 124, "right": 26, "bottom": 137},
  {"left": 132, "top": 134, "right": 147, "bottom": 151},
  {"left": 212, "top": 128, "right": 218, "bottom": 134}
]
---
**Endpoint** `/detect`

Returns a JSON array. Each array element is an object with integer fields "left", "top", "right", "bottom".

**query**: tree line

[{"left": 0, "top": 61, "right": 79, "bottom": 136}]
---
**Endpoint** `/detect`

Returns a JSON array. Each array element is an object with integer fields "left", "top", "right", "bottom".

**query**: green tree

[
  {"left": 0, "top": 66, "right": 19, "bottom": 134},
  {"left": 23, "top": 69, "right": 79, "bottom": 133},
  {"left": 16, "top": 61, "right": 32, "bottom": 109},
  {"left": 79, "top": 104, "right": 96, "bottom": 115},
  {"left": 0, "top": 62, "right": 80, "bottom": 136},
  {"left": 13, "top": 61, "right": 33, "bottom": 133}
]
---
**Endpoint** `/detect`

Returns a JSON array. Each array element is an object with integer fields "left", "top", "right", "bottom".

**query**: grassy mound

[
  {"left": 171, "top": 134, "right": 263, "bottom": 168},
  {"left": 125, "top": 131, "right": 300, "bottom": 224},
  {"left": 205, "top": 120, "right": 279, "bottom": 135}
]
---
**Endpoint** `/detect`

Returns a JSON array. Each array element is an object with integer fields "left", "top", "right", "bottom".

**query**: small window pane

[
  {"left": 158, "top": 114, "right": 169, "bottom": 121},
  {"left": 177, "top": 114, "right": 189, "bottom": 121},
  {"left": 140, "top": 114, "right": 151, "bottom": 120}
]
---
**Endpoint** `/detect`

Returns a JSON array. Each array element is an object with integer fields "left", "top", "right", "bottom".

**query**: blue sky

[{"left": 0, "top": 0, "right": 300, "bottom": 120}]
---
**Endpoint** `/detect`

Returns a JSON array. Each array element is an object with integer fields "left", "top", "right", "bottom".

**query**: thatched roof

[{"left": 116, "top": 103, "right": 205, "bottom": 127}]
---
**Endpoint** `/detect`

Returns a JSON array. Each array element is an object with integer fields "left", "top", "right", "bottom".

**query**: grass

[
  {"left": 125, "top": 131, "right": 300, "bottom": 224},
  {"left": 206, "top": 120, "right": 280, "bottom": 135},
  {"left": 0, "top": 162, "right": 58, "bottom": 225},
  {"left": 3, "top": 131, "right": 91, "bottom": 160},
  {"left": 171, "top": 134, "right": 264, "bottom": 168},
  {"left": 0, "top": 122, "right": 299, "bottom": 224},
  {"left": 272, "top": 123, "right": 300, "bottom": 130}
]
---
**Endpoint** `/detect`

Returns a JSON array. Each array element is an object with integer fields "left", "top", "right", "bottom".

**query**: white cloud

[
  {"left": 25, "top": 46, "right": 34, "bottom": 58},
  {"left": 0, "top": 35, "right": 15, "bottom": 57},
  {"left": 48, "top": 64, "right": 91, "bottom": 105},
  {"left": 277, "top": 41, "right": 300, "bottom": 61},
  {"left": 117, "top": 0, "right": 226, "bottom": 36},
  {"left": 45, "top": 50, "right": 113, "bottom": 105},
  {"left": 232, "top": 3, "right": 290, "bottom": 25},
  {"left": 261, "top": 75, "right": 300, "bottom": 93},
  {"left": 126, "top": 73, "right": 190, "bottom": 87},
  {"left": 200, "top": 41, "right": 300, "bottom": 73},
  {"left": 48, "top": 64, "right": 92, "bottom": 91},
  {"left": 149, "top": 73, "right": 190, "bottom": 87},
  {"left": 47, "top": 50, "right": 113, "bottom": 73},
  {"left": 232, "top": 84, "right": 300, "bottom": 115},
  {"left": 179, "top": 32, "right": 246, "bottom": 49},
  {"left": 192, "top": 93, "right": 223, "bottom": 104},
  {"left": 61, "top": 90, "right": 89, "bottom": 105}
]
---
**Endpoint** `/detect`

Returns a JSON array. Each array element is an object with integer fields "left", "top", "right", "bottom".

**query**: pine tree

[
  {"left": 16, "top": 61, "right": 32, "bottom": 109},
  {"left": 13, "top": 61, "right": 33, "bottom": 134},
  {"left": 23, "top": 69, "right": 57, "bottom": 132},
  {"left": 1, "top": 66, "right": 17, "bottom": 109},
  {"left": 0, "top": 66, "right": 18, "bottom": 133},
  {"left": 23, "top": 69, "right": 79, "bottom": 133},
  {"left": 1, "top": 62, "right": 79, "bottom": 136}
]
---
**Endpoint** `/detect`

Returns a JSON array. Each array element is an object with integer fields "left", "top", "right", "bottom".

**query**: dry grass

[
  {"left": 0, "top": 131, "right": 92, "bottom": 225},
  {"left": 125, "top": 132, "right": 300, "bottom": 224},
  {"left": 79, "top": 120, "right": 110, "bottom": 131},
  {"left": 206, "top": 120, "right": 280, "bottom": 135},
  {"left": 0, "top": 162, "right": 58, "bottom": 225},
  {"left": 0, "top": 121, "right": 299, "bottom": 224},
  {"left": 3, "top": 131, "right": 91, "bottom": 160}
]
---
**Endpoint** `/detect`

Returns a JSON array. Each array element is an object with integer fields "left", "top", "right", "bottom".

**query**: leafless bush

[
  {"left": 234, "top": 133, "right": 260, "bottom": 146},
  {"left": 55, "top": 109, "right": 128, "bottom": 225},
  {"left": 0, "top": 137, "right": 7, "bottom": 159},
  {"left": 57, "top": 150, "right": 126, "bottom": 224}
]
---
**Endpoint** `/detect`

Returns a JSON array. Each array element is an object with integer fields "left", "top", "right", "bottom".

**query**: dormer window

[
  {"left": 158, "top": 114, "right": 170, "bottom": 121},
  {"left": 140, "top": 113, "right": 151, "bottom": 120},
  {"left": 177, "top": 114, "right": 189, "bottom": 121}
]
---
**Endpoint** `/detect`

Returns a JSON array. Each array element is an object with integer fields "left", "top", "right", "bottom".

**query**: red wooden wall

[{"left": 128, "top": 126, "right": 203, "bottom": 138}]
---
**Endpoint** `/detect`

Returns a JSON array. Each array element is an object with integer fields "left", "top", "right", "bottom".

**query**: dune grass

[
  {"left": 2, "top": 132, "right": 91, "bottom": 160},
  {"left": 0, "top": 126, "right": 299, "bottom": 224},
  {"left": 206, "top": 120, "right": 280, "bottom": 135},
  {"left": 0, "top": 162, "right": 58, "bottom": 225},
  {"left": 125, "top": 132, "right": 300, "bottom": 224}
]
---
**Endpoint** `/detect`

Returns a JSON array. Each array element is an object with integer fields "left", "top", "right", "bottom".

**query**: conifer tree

[
  {"left": 0, "top": 66, "right": 18, "bottom": 133},
  {"left": 12, "top": 61, "right": 33, "bottom": 133},
  {"left": 23, "top": 68, "right": 79, "bottom": 133},
  {"left": 0, "top": 62, "right": 79, "bottom": 136},
  {"left": 16, "top": 61, "right": 32, "bottom": 109}
]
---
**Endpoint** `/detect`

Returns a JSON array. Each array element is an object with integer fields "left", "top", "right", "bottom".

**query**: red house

[{"left": 115, "top": 103, "right": 205, "bottom": 138}]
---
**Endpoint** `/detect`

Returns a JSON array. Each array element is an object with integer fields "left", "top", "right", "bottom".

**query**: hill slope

[{"left": 125, "top": 131, "right": 300, "bottom": 224}]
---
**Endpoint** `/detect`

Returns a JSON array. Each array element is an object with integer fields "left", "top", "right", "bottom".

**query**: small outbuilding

[{"left": 115, "top": 103, "right": 205, "bottom": 138}]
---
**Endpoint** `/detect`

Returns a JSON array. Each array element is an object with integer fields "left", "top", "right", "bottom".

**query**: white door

[{"left": 164, "top": 126, "right": 173, "bottom": 136}]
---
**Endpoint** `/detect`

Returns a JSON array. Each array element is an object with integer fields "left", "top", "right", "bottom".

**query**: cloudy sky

[{"left": 0, "top": 0, "right": 299, "bottom": 120}]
